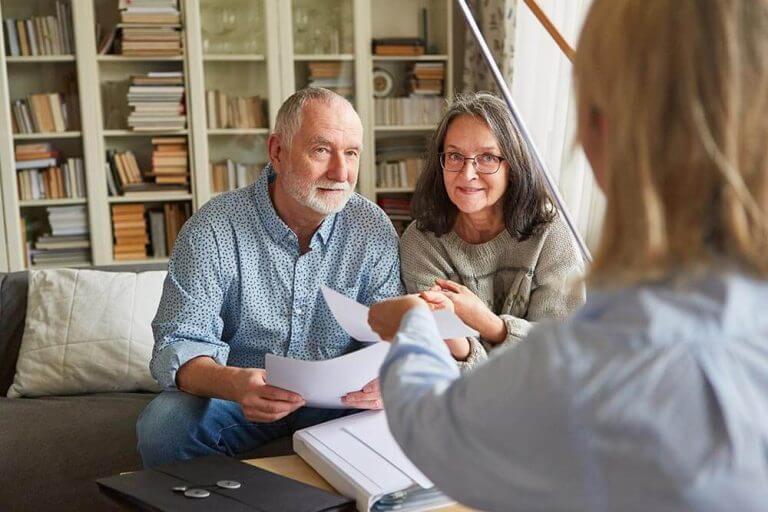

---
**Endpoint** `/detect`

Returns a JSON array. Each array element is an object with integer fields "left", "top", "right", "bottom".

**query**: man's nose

[{"left": 326, "top": 151, "right": 349, "bottom": 182}]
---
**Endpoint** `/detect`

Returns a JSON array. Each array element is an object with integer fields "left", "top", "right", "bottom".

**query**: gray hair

[{"left": 273, "top": 87, "right": 353, "bottom": 148}]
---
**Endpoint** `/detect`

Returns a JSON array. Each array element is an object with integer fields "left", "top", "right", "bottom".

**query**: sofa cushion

[
  {"left": 0, "top": 393, "right": 154, "bottom": 511},
  {"left": 8, "top": 269, "right": 166, "bottom": 398},
  {"left": 0, "top": 271, "right": 28, "bottom": 395}
]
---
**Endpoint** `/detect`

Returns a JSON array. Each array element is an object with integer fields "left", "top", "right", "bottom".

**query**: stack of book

[
  {"left": 117, "top": 0, "right": 182, "bottom": 57},
  {"left": 28, "top": 205, "right": 90, "bottom": 267},
  {"left": 377, "top": 196, "right": 412, "bottom": 219},
  {"left": 127, "top": 72, "right": 186, "bottom": 131},
  {"left": 106, "top": 149, "right": 146, "bottom": 195},
  {"left": 376, "top": 159, "right": 422, "bottom": 189},
  {"left": 377, "top": 196, "right": 412, "bottom": 236},
  {"left": 307, "top": 62, "right": 354, "bottom": 100},
  {"left": 409, "top": 62, "right": 445, "bottom": 95},
  {"left": 3, "top": 2, "right": 74, "bottom": 57},
  {"left": 205, "top": 90, "right": 265, "bottom": 129},
  {"left": 374, "top": 96, "right": 444, "bottom": 126},
  {"left": 372, "top": 38, "right": 425, "bottom": 56},
  {"left": 16, "top": 143, "right": 85, "bottom": 200},
  {"left": 149, "top": 137, "right": 189, "bottom": 188},
  {"left": 210, "top": 159, "right": 263, "bottom": 193},
  {"left": 111, "top": 204, "right": 148, "bottom": 261},
  {"left": 11, "top": 92, "right": 78, "bottom": 133},
  {"left": 158, "top": 202, "right": 190, "bottom": 256},
  {"left": 376, "top": 138, "right": 426, "bottom": 189}
]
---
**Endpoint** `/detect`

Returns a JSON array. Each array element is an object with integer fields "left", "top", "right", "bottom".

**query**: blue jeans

[{"left": 136, "top": 391, "right": 354, "bottom": 468}]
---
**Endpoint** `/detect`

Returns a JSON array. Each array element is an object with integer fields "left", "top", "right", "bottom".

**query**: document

[
  {"left": 265, "top": 342, "right": 390, "bottom": 409},
  {"left": 294, "top": 410, "right": 455, "bottom": 511},
  {"left": 321, "top": 285, "right": 478, "bottom": 342}
]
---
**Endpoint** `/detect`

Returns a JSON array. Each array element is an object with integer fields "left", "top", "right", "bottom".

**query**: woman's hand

[
  {"left": 368, "top": 295, "right": 428, "bottom": 341},
  {"left": 434, "top": 278, "right": 507, "bottom": 344},
  {"left": 419, "top": 290, "right": 471, "bottom": 361}
]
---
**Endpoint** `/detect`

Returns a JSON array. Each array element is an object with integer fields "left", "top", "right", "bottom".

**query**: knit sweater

[{"left": 400, "top": 213, "right": 586, "bottom": 370}]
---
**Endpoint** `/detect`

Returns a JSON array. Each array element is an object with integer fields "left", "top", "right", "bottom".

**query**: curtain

[{"left": 462, "top": 0, "right": 518, "bottom": 93}]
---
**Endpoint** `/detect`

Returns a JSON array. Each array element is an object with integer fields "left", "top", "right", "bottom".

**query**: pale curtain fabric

[
  {"left": 462, "top": 0, "right": 518, "bottom": 93},
  {"left": 462, "top": 0, "right": 605, "bottom": 252}
]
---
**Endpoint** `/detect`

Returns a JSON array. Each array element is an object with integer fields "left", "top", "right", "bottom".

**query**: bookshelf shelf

[
  {"left": 103, "top": 129, "right": 189, "bottom": 137},
  {"left": 375, "top": 187, "right": 416, "bottom": 194},
  {"left": 19, "top": 198, "right": 88, "bottom": 207},
  {"left": 31, "top": 262, "right": 92, "bottom": 270},
  {"left": 375, "top": 125, "right": 436, "bottom": 132},
  {"left": 207, "top": 128, "right": 269, "bottom": 136},
  {"left": 372, "top": 55, "right": 449, "bottom": 62},
  {"left": 108, "top": 194, "right": 193, "bottom": 203},
  {"left": 103, "top": 257, "right": 169, "bottom": 266},
  {"left": 294, "top": 54, "right": 355, "bottom": 61},
  {"left": 13, "top": 131, "right": 82, "bottom": 140},
  {"left": 97, "top": 55, "right": 185, "bottom": 63},
  {"left": 203, "top": 54, "right": 266, "bottom": 62},
  {"left": 7, "top": 55, "right": 76, "bottom": 63}
]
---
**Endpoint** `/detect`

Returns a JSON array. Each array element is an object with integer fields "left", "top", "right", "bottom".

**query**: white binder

[{"left": 293, "top": 410, "right": 455, "bottom": 512}]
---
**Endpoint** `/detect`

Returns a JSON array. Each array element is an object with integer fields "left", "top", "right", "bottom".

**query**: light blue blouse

[{"left": 380, "top": 272, "right": 768, "bottom": 511}]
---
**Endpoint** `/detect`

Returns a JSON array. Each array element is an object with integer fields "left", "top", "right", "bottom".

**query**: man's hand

[
  {"left": 368, "top": 295, "right": 428, "bottom": 341},
  {"left": 420, "top": 290, "right": 470, "bottom": 360},
  {"left": 434, "top": 278, "right": 507, "bottom": 344},
  {"left": 231, "top": 368, "right": 306, "bottom": 423},
  {"left": 342, "top": 378, "right": 382, "bottom": 409}
]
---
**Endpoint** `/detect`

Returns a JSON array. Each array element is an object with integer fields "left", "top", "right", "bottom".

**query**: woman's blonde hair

[{"left": 574, "top": 0, "right": 768, "bottom": 285}]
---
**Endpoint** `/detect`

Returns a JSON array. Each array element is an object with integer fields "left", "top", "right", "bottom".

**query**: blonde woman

[
  {"left": 370, "top": 0, "right": 768, "bottom": 510},
  {"left": 400, "top": 93, "right": 585, "bottom": 369}
]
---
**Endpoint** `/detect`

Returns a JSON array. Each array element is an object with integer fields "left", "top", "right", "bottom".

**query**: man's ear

[{"left": 267, "top": 134, "right": 283, "bottom": 170}]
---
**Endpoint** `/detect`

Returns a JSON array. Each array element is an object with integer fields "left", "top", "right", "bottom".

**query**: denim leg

[
  {"left": 136, "top": 391, "right": 293, "bottom": 468},
  {"left": 289, "top": 406, "right": 360, "bottom": 431}
]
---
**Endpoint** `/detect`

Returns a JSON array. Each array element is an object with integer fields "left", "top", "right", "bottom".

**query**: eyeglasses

[{"left": 439, "top": 152, "right": 505, "bottom": 174}]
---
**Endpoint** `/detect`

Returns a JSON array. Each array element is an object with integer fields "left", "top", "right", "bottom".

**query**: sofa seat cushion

[
  {"left": 8, "top": 269, "right": 166, "bottom": 398},
  {"left": 0, "top": 393, "right": 155, "bottom": 511}
]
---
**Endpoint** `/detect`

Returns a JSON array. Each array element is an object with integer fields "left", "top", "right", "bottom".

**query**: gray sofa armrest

[{"left": 0, "top": 272, "right": 28, "bottom": 396}]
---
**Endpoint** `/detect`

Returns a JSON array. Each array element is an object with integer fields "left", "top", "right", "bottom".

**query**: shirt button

[{"left": 295, "top": 307, "right": 303, "bottom": 315}]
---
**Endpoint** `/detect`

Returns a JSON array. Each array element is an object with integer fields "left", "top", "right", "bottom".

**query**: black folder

[{"left": 96, "top": 455, "right": 355, "bottom": 512}]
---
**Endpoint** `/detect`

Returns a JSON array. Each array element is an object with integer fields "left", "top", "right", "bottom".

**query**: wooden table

[{"left": 245, "top": 455, "right": 472, "bottom": 511}]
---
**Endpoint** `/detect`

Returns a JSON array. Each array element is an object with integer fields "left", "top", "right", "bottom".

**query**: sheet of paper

[
  {"left": 342, "top": 411, "right": 434, "bottom": 489},
  {"left": 321, "top": 285, "right": 479, "bottom": 342},
  {"left": 265, "top": 342, "right": 390, "bottom": 409}
]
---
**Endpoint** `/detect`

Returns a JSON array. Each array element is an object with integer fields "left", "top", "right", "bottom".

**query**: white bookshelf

[{"left": 0, "top": 0, "right": 455, "bottom": 270}]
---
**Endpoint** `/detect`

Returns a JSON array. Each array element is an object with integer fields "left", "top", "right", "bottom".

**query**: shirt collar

[{"left": 253, "top": 163, "right": 337, "bottom": 250}]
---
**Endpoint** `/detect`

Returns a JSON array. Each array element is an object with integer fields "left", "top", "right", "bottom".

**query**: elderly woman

[
  {"left": 400, "top": 92, "right": 585, "bottom": 368},
  {"left": 371, "top": 0, "right": 768, "bottom": 510}
]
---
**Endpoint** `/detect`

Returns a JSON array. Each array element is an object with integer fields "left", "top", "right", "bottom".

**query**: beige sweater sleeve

[
  {"left": 400, "top": 226, "right": 489, "bottom": 372},
  {"left": 499, "top": 218, "right": 586, "bottom": 345}
]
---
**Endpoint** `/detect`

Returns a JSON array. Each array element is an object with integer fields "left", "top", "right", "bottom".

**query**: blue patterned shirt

[{"left": 150, "top": 164, "right": 404, "bottom": 390}]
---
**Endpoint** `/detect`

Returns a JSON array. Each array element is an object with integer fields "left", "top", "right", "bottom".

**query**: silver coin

[
  {"left": 184, "top": 488, "right": 210, "bottom": 498},
  {"left": 216, "top": 480, "right": 242, "bottom": 489},
  {"left": 171, "top": 485, "right": 188, "bottom": 492}
]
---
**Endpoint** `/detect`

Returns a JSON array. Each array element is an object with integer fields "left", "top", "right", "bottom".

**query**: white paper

[
  {"left": 265, "top": 342, "right": 390, "bottom": 409},
  {"left": 321, "top": 285, "right": 479, "bottom": 342},
  {"left": 342, "top": 411, "right": 434, "bottom": 489}
]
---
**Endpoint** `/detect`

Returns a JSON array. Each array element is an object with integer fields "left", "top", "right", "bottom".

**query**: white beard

[{"left": 282, "top": 172, "right": 354, "bottom": 215}]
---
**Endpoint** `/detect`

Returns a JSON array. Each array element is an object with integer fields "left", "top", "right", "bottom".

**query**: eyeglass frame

[{"left": 438, "top": 151, "right": 506, "bottom": 175}]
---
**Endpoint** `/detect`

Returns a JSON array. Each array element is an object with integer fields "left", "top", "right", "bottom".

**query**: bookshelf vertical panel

[
  {"left": 0, "top": 2, "right": 25, "bottom": 270},
  {"left": 72, "top": 0, "right": 109, "bottom": 265},
  {"left": 183, "top": 0, "right": 210, "bottom": 208}
]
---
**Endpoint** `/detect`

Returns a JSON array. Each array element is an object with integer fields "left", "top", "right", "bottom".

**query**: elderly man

[{"left": 137, "top": 88, "right": 403, "bottom": 467}]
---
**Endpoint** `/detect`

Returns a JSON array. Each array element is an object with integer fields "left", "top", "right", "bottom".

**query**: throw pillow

[{"left": 7, "top": 269, "right": 166, "bottom": 397}]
